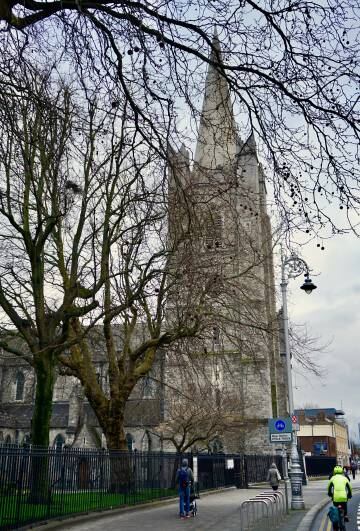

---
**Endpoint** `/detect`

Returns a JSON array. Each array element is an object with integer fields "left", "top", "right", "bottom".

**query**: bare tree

[
  {"left": 156, "top": 372, "right": 239, "bottom": 454},
  {"left": 0, "top": 61, "right": 147, "bottom": 446},
  {"left": 289, "top": 321, "right": 329, "bottom": 378},
  {"left": 1, "top": 1, "right": 360, "bottom": 239}
]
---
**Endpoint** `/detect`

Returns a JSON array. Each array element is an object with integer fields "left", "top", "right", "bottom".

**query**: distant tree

[
  {"left": 289, "top": 322, "right": 329, "bottom": 378},
  {"left": 156, "top": 377, "right": 234, "bottom": 454}
]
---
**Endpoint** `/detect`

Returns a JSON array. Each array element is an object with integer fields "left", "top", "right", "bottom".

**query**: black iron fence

[
  {"left": 305, "top": 456, "right": 336, "bottom": 477},
  {"left": 0, "top": 444, "right": 282, "bottom": 530}
]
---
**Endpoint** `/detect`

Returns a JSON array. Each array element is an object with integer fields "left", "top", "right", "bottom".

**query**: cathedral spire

[
  {"left": 194, "top": 30, "right": 240, "bottom": 170},
  {"left": 244, "top": 131, "right": 257, "bottom": 156}
]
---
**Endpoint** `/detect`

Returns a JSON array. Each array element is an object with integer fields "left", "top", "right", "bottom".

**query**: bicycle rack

[{"left": 240, "top": 489, "right": 287, "bottom": 530}]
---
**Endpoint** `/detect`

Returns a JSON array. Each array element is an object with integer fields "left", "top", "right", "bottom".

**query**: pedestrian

[
  {"left": 176, "top": 458, "right": 194, "bottom": 519},
  {"left": 343, "top": 466, "right": 351, "bottom": 482},
  {"left": 351, "top": 461, "right": 357, "bottom": 480},
  {"left": 267, "top": 462, "right": 281, "bottom": 491}
]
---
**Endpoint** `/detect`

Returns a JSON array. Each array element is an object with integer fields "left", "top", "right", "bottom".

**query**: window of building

[
  {"left": 96, "top": 371, "right": 102, "bottom": 390},
  {"left": 141, "top": 431, "right": 152, "bottom": 452},
  {"left": 208, "top": 272, "right": 224, "bottom": 297},
  {"left": 126, "top": 433, "right": 135, "bottom": 451},
  {"left": 213, "top": 326, "right": 221, "bottom": 345},
  {"left": 204, "top": 213, "right": 223, "bottom": 250},
  {"left": 22, "top": 434, "right": 31, "bottom": 446},
  {"left": 54, "top": 433, "right": 65, "bottom": 450},
  {"left": 313, "top": 441, "right": 328, "bottom": 455},
  {"left": 208, "top": 437, "right": 224, "bottom": 454},
  {"left": 15, "top": 371, "right": 25, "bottom": 401},
  {"left": 142, "top": 375, "right": 154, "bottom": 399},
  {"left": 5, "top": 434, "right": 12, "bottom": 445}
]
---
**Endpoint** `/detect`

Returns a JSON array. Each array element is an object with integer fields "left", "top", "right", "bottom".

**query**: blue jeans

[{"left": 179, "top": 486, "right": 190, "bottom": 515}]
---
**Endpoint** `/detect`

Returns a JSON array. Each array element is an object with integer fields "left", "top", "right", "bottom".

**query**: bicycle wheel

[{"left": 338, "top": 510, "right": 346, "bottom": 530}]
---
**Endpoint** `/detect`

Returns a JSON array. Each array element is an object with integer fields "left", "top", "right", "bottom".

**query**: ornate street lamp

[
  {"left": 300, "top": 274, "right": 317, "bottom": 295},
  {"left": 280, "top": 252, "right": 317, "bottom": 510}
]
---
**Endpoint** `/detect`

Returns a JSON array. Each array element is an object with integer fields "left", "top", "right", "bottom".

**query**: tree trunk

[
  {"left": 29, "top": 355, "right": 56, "bottom": 503},
  {"left": 31, "top": 355, "right": 56, "bottom": 446},
  {"left": 102, "top": 413, "right": 132, "bottom": 493},
  {"left": 105, "top": 418, "right": 127, "bottom": 451}
]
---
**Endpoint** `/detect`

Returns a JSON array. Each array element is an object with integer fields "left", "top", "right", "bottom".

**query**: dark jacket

[{"left": 176, "top": 466, "right": 194, "bottom": 488}]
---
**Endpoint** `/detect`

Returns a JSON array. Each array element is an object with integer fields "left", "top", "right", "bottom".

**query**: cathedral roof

[
  {"left": 0, "top": 403, "right": 69, "bottom": 429},
  {"left": 0, "top": 400, "right": 161, "bottom": 430},
  {"left": 194, "top": 30, "right": 241, "bottom": 171}
]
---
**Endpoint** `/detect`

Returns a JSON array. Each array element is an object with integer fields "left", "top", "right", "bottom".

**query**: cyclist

[{"left": 328, "top": 465, "right": 352, "bottom": 523}]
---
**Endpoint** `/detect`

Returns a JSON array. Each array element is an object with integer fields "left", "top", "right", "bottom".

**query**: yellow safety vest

[{"left": 328, "top": 474, "right": 352, "bottom": 502}]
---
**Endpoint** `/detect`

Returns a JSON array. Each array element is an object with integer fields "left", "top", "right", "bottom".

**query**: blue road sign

[
  {"left": 268, "top": 417, "right": 293, "bottom": 443},
  {"left": 275, "top": 420, "right": 286, "bottom": 431}
]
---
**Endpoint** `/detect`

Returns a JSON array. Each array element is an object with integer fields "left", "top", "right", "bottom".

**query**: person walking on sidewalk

[
  {"left": 351, "top": 461, "right": 357, "bottom": 480},
  {"left": 176, "top": 458, "right": 194, "bottom": 519},
  {"left": 267, "top": 462, "right": 281, "bottom": 491}
]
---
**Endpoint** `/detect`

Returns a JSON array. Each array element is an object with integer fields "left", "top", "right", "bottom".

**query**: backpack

[
  {"left": 328, "top": 506, "right": 340, "bottom": 524},
  {"left": 179, "top": 467, "right": 189, "bottom": 489}
]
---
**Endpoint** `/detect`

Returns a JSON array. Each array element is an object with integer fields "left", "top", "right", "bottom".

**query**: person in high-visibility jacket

[{"left": 328, "top": 465, "right": 352, "bottom": 522}]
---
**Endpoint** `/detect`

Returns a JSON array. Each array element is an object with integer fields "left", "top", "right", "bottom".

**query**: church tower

[{"left": 165, "top": 33, "right": 286, "bottom": 453}]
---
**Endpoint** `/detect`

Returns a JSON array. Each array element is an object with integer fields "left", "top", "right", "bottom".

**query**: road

[{"left": 311, "top": 491, "right": 360, "bottom": 531}]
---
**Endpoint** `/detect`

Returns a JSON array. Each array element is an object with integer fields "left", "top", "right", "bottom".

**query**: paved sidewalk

[
  {"left": 276, "top": 480, "right": 329, "bottom": 531},
  {"left": 48, "top": 479, "right": 360, "bottom": 531},
  {"left": 53, "top": 488, "right": 257, "bottom": 531}
]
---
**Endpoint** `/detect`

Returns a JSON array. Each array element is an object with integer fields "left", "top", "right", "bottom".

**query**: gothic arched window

[
  {"left": 54, "top": 433, "right": 65, "bottom": 450},
  {"left": 209, "top": 436, "right": 224, "bottom": 454},
  {"left": 142, "top": 375, "right": 153, "bottom": 399},
  {"left": 204, "top": 212, "right": 223, "bottom": 250},
  {"left": 141, "top": 430, "right": 152, "bottom": 452},
  {"left": 15, "top": 371, "right": 25, "bottom": 401},
  {"left": 126, "top": 433, "right": 134, "bottom": 451},
  {"left": 5, "top": 434, "right": 12, "bottom": 445},
  {"left": 22, "top": 434, "right": 31, "bottom": 446}
]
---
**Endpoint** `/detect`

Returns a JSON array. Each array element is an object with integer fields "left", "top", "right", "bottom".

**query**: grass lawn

[{"left": 0, "top": 488, "right": 177, "bottom": 529}]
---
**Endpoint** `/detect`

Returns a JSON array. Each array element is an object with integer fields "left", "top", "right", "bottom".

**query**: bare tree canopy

[
  {"left": 1, "top": 1, "right": 360, "bottom": 237},
  {"left": 0, "top": 60, "right": 164, "bottom": 445}
]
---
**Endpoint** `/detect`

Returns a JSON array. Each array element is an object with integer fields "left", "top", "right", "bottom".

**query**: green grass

[{"left": 0, "top": 488, "right": 177, "bottom": 529}]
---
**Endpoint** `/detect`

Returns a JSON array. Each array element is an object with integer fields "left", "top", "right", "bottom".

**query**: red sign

[{"left": 291, "top": 415, "right": 298, "bottom": 424}]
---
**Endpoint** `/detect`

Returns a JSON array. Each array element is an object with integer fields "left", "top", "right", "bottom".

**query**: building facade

[
  {"left": 295, "top": 408, "right": 351, "bottom": 465},
  {"left": 164, "top": 32, "right": 287, "bottom": 453}
]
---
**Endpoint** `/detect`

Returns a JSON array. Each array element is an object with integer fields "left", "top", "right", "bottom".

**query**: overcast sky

[{"left": 276, "top": 232, "right": 360, "bottom": 442}]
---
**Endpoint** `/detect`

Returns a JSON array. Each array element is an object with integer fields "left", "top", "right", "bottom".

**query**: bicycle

[{"left": 332, "top": 502, "right": 346, "bottom": 531}]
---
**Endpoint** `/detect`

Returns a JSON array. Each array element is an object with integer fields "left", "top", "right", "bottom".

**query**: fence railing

[{"left": 0, "top": 444, "right": 282, "bottom": 530}]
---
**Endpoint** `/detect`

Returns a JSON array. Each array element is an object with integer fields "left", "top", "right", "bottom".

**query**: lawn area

[{"left": 0, "top": 488, "right": 177, "bottom": 530}]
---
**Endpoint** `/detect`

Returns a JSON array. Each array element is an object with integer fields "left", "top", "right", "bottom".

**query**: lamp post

[{"left": 281, "top": 252, "right": 317, "bottom": 510}]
